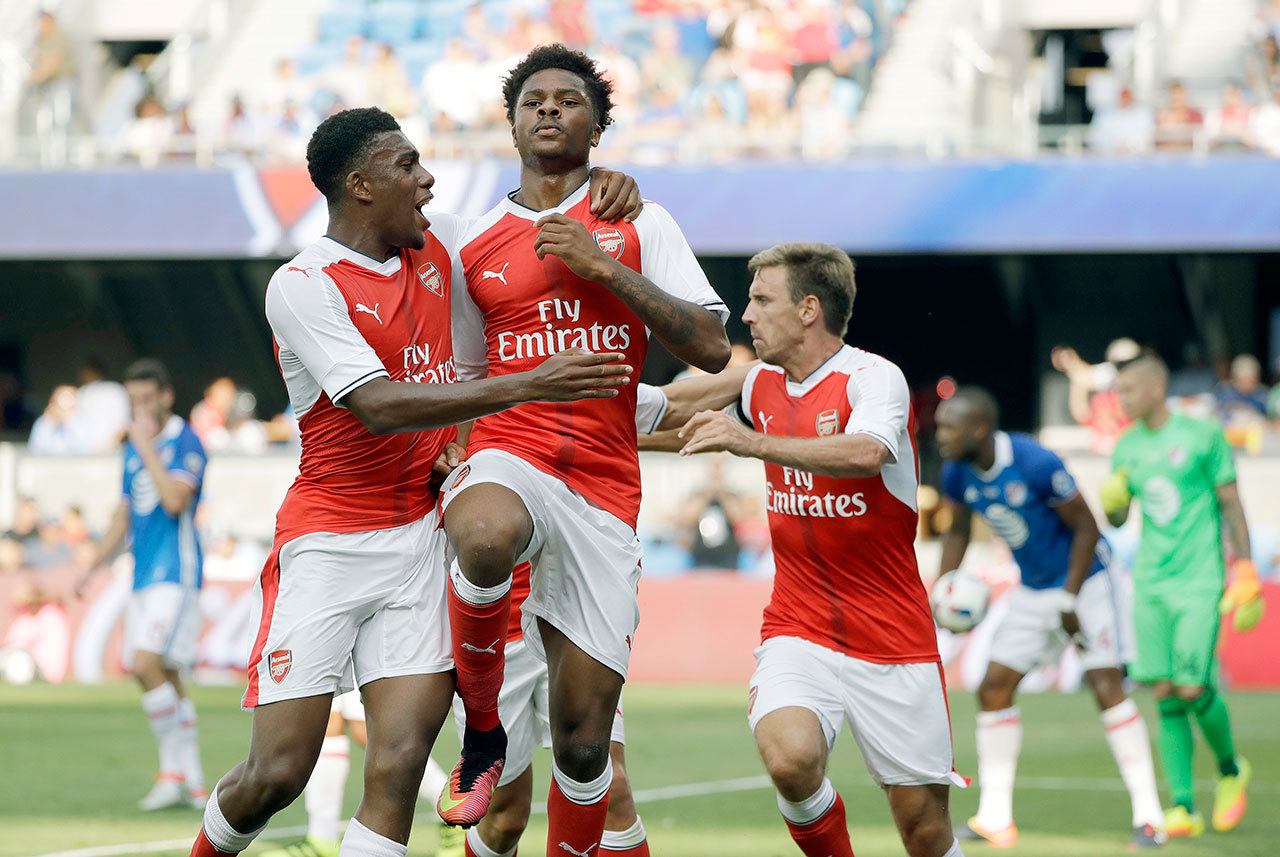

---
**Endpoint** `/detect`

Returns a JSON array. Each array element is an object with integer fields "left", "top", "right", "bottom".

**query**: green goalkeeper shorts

[{"left": 1131, "top": 586, "right": 1222, "bottom": 688}]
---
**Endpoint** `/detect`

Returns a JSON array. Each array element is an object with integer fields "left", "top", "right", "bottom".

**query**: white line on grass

[{"left": 24, "top": 773, "right": 1275, "bottom": 857}]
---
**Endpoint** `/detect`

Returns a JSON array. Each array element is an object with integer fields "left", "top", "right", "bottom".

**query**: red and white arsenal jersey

[
  {"left": 264, "top": 232, "right": 460, "bottom": 546},
  {"left": 451, "top": 182, "right": 728, "bottom": 529},
  {"left": 736, "top": 346, "right": 938, "bottom": 663}
]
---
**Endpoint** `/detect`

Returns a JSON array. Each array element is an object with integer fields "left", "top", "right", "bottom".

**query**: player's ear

[
  {"left": 346, "top": 169, "right": 374, "bottom": 204},
  {"left": 590, "top": 125, "right": 602, "bottom": 148},
  {"left": 799, "top": 294, "right": 822, "bottom": 327}
]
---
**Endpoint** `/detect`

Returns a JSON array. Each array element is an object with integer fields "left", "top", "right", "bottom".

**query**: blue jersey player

[
  {"left": 77, "top": 359, "right": 208, "bottom": 811},
  {"left": 935, "top": 387, "right": 1165, "bottom": 850}
]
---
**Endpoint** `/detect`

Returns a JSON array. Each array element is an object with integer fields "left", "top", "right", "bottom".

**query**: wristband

[{"left": 1057, "top": 590, "right": 1078, "bottom": 612}]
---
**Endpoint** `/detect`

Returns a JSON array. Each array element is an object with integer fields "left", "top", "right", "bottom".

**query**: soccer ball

[{"left": 930, "top": 570, "right": 991, "bottom": 633}]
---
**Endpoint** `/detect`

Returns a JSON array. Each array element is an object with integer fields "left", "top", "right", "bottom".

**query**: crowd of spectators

[{"left": 60, "top": 0, "right": 904, "bottom": 166}]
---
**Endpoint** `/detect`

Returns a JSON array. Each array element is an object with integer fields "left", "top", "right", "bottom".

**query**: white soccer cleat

[
  {"left": 186, "top": 785, "right": 210, "bottom": 810},
  {"left": 138, "top": 776, "right": 186, "bottom": 811}
]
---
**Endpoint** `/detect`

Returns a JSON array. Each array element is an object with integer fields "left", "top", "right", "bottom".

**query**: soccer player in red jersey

[
  {"left": 187, "top": 107, "right": 636, "bottom": 857},
  {"left": 672, "top": 243, "right": 967, "bottom": 857},
  {"left": 437, "top": 45, "right": 731, "bottom": 855}
]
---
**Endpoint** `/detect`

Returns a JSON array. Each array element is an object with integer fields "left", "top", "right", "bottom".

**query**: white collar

[
  {"left": 160, "top": 414, "right": 185, "bottom": 441},
  {"left": 497, "top": 179, "right": 591, "bottom": 223},
  {"left": 316, "top": 236, "right": 403, "bottom": 276},
  {"left": 973, "top": 431, "right": 1012, "bottom": 481}
]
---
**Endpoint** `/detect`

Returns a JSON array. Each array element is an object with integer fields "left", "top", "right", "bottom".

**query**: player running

[
  {"left": 935, "top": 386, "right": 1165, "bottom": 849},
  {"left": 439, "top": 44, "right": 731, "bottom": 856},
  {"left": 77, "top": 358, "right": 209, "bottom": 811},
  {"left": 258, "top": 691, "right": 453, "bottom": 857},
  {"left": 187, "top": 107, "right": 635, "bottom": 857},
  {"left": 670, "top": 242, "right": 964, "bottom": 857},
  {"left": 1101, "top": 352, "right": 1260, "bottom": 838}
]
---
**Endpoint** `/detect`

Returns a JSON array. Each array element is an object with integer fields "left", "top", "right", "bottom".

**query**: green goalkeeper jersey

[{"left": 1111, "top": 412, "right": 1236, "bottom": 591}]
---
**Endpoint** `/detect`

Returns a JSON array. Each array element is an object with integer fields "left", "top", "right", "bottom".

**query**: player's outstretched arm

[
  {"left": 343, "top": 349, "right": 632, "bottom": 435},
  {"left": 655, "top": 363, "right": 758, "bottom": 432},
  {"left": 533, "top": 214, "right": 730, "bottom": 373},
  {"left": 938, "top": 501, "right": 972, "bottom": 577},
  {"left": 677, "top": 410, "right": 890, "bottom": 478}
]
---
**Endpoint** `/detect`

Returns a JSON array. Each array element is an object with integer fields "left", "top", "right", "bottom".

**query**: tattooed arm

[{"left": 1217, "top": 481, "right": 1252, "bottom": 562}]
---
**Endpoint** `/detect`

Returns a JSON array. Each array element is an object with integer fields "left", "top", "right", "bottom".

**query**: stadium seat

[
  {"left": 421, "top": 4, "right": 466, "bottom": 41},
  {"left": 318, "top": 5, "right": 370, "bottom": 43},
  {"left": 398, "top": 40, "right": 444, "bottom": 87},
  {"left": 369, "top": 1, "right": 422, "bottom": 46},
  {"left": 295, "top": 41, "right": 345, "bottom": 77}
]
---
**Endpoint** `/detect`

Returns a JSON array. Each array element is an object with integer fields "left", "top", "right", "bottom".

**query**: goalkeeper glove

[
  {"left": 1220, "top": 559, "right": 1265, "bottom": 633},
  {"left": 1099, "top": 468, "right": 1131, "bottom": 517}
]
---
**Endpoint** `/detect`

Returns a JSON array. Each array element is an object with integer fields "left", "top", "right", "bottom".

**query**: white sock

[
  {"left": 601, "top": 815, "right": 647, "bottom": 850},
  {"left": 178, "top": 698, "right": 206, "bottom": 793},
  {"left": 466, "top": 826, "right": 517, "bottom": 857},
  {"left": 975, "top": 706, "right": 1021, "bottom": 829},
  {"left": 141, "top": 682, "right": 183, "bottom": 779},
  {"left": 339, "top": 817, "right": 408, "bottom": 857},
  {"left": 776, "top": 778, "right": 836, "bottom": 825},
  {"left": 306, "top": 735, "right": 351, "bottom": 843},
  {"left": 418, "top": 755, "right": 448, "bottom": 807},
  {"left": 1101, "top": 699, "right": 1164, "bottom": 827},
  {"left": 943, "top": 839, "right": 966, "bottom": 857},
  {"left": 450, "top": 561, "right": 512, "bottom": 605},
  {"left": 202, "top": 783, "right": 265, "bottom": 852},
  {"left": 552, "top": 758, "right": 613, "bottom": 804}
]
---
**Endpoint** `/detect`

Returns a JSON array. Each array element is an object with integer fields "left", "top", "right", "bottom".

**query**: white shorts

[
  {"left": 243, "top": 512, "right": 452, "bottom": 708},
  {"left": 332, "top": 690, "right": 365, "bottom": 722},
  {"left": 748, "top": 636, "right": 961, "bottom": 788},
  {"left": 991, "top": 568, "right": 1129, "bottom": 675},
  {"left": 441, "top": 449, "right": 644, "bottom": 679},
  {"left": 451, "top": 638, "right": 628, "bottom": 787},
  {"left": 125, "top": 582, "right": 202, "bottom": 670}
]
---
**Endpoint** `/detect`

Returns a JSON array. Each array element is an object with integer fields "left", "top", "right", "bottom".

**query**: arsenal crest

[
  {"left": 815, "top": 409, "right": 839, "bottom": 437},
  {"left": 592, "top": 227, "right": 625, "bottom": 259},
  {"left": 417, "top": 262, "right": 444, "bottom": 297},
  {"left": 269, "top": 650, "right": 292, "bottom": 684}
]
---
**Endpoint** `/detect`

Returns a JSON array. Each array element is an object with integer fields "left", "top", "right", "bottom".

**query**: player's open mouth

[{"left": 416, "top": 199, "right": 431, "bottom": 229}]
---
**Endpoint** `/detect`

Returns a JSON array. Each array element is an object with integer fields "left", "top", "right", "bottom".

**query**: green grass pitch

[{"left": 1, "top": 683, "right": 1275, "bottom": 856}]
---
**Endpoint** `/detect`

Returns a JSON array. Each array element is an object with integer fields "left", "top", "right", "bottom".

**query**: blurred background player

[
  {"left": 1103, "top": 352, "right": 1261, "bottom": 838},
  {"left": 440, "top": 44, "right": 730, "bottom": 857},
  {"left": 76, "top": 358, "right": 208, "bottom": 810},
  {"left": 935, "top": 386, "right": 1165, "bottom": 849},
  {"left": 260, "top": 691, "right": 453, "bottom": 857},
  {"left": 187, "top": 107, "right": 634, "bottom": 857},
  {"left": 672, "top": 243, "right": 964, "bottom": 857}
]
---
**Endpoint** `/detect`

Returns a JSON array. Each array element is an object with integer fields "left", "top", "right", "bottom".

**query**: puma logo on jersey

[
  {"left": 461, "top": 638, "right": 500, "bottom": 655},
  {"left": 558, "top": 842, "right": 597, "bottom": 857},
  {"left": 482, "top": 262, "right": 510, "bottom": 285},
  {"left": 355, "top": 303, "right": 382, "bottom": 324},
  {"left": 757, "top": 412, "right": 774, "bottom": 434}
]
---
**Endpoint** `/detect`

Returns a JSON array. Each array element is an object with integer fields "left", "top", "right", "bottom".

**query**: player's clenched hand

[
  {"left": 433, "top": 441, "right": 467, "bottom": 479},
  {"left": 588, "top": 168, "right": 644, "bottom": 222},
  {"left": 1060, "top": 609, "right": 1083, "bottom": 644},
  {"left": 1220, "top": 559, "right": 1264, "bottom": 632},
  {"left": 127, "top": 411, "right": 159, "bottom": 450},
  {"left": 535, "top": 214, "right": 614, "bottom": 282},
  {"left": 526, "top": 349, "right": 632, "bottom": 402},
  {"left": 1099, "top": 468, "right": 1131, "bottom": 517},
  {"left": 677, "top": 410, "right": 759, "bottom": 457}
]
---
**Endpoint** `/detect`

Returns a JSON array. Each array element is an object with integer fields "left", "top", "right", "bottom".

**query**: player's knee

[
  {"left": 241, "top": 754, "right": 312, "bottom": 812},
  {"left": 977, "top": 677, "right": 1015, "bottom": 711},
  {"left": 451, "top": 513, "right": 523, "bottom": 581},
  {"left": 553, "top": 736, "right": 610, "bottom": 783},
  {"left": 901, "top": 813, "right": 951, "bottom": 857},
  {"left": 759, "top": 743, "right": 823, "bottom": 800},
  {"left": 1175, "top": 684, "right": 1206, "bottom": 703},
  {"left": 365, "top": 734, "right": 432, "bottom": 799}
]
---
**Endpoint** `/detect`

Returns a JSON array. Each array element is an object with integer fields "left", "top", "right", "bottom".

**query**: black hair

[
  {"left": 124, "top": 358, "right": 172, "bottom": 390},
  {"left": 502, "top": 44, "right": 614, "bottom": 129},
  {"left": 949, "top": 385, "right": 1000, "bottom": 428},
  {"left": 306, "top": 107, "right": 402, "bottom": 200}
]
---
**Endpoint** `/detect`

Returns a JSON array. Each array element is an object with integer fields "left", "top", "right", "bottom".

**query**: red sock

[
  {"left": 601, "top": 842, "right": 649, "bottom": 856},
  {"left": 547, "top": 776, "right": 611, "bottom": 857},
  {"left": 448, "top": 573, "right": 511, "bottom": 731},
  {"left": 189, "top": 829, "right": 237, "bottom": 857},
  {"left": 784, "top": 793, "right": 855, "bottom": 857}
]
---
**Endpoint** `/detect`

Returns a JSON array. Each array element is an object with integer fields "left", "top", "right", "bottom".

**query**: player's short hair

[
  {"left": 503, "top": 44, "right": 615, "bottom": 130},
  {"left": 306, "top": 107, "right": 402, "bottom": 201},
  {"left": 124, "top": 358, "right": 172, "bottom": 390},
  {"left": 1116, "top": 349, "right": 1169, "bottom": 381},
  {"left": 748, "top": 242, "right": 856, "bottom": 336},
  {"left": 949, "top": 386, "right": 1000, "bottom": 428}
]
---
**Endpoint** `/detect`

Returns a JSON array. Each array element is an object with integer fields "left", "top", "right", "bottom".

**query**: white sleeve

[
  {"left": 843, "top": 359, "right": 910, "bottom": 462},
  {"left": 265, "top": 266, "right": 388, "bottom": 406},
  {"left": 426, "top": 211, "right": 471, "bottom": 255},
  {"left": 450, "top": 260, "right": 489, "bottom": 383},
  {"left": 635, "top": 384, "right": 669, "bottom": 434},
  {"left": 634, "top": 202, "right": 729, "bottom": 323}
]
